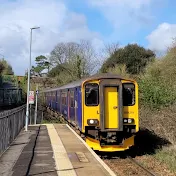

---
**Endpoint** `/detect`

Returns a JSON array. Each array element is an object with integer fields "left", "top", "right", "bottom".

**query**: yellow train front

[
  {"left": 41, "top": 74, "right": 139, "bottom": 152},
  {"left": 81, "top": 74, "right": 139, "bottom": 152}
]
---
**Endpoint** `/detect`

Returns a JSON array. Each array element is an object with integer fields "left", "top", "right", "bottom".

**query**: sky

[{"left": 0, "top": 0, "right": 176, "bottom": 75}]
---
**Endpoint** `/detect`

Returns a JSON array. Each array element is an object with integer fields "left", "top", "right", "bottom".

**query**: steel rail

[{"left": 128, "top": 156, "right": 157, "bottom": 176}]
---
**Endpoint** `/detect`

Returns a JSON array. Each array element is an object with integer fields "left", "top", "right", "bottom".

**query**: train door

[
  {"left": 100, "top": 79, "right": 123, "bottom": 131},
  {"left": 55, "top": 91, "right": 57, "bottom": 110},
  {"left": 104, "top": 87, "right": 118, "bottom": 128},
  {"left": 69, "top": 90, "right": 75, "bottom": 122},
  {"left": 57, "top": 91, "right": 60, "bottom": 112},
  {"left": 67, "top": 90, "right": 70, "bottom": 121},
  {"left": 60, "top": 91, "right": 62, "bottom": 114},
  {"left": 74, "top": 88, "right": 78, "bottom": 123}
]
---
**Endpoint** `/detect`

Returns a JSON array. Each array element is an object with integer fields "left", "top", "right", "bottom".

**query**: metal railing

[{"left": 0, "top": 105, "right": 26, "bottom": 155}]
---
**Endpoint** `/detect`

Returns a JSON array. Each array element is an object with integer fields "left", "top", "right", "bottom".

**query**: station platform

[{"left": 0, "top": 124, "right": 116, "bottom": 176}]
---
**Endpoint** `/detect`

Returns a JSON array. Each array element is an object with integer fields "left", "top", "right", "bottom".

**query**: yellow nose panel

[{"left": 104, "top": 87, "right": 119, "bottom": 129}]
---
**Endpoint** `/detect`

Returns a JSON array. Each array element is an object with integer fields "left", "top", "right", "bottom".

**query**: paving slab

[
  {"left": 0, "top": 125, "right": 57, "bottom": 176},
  {"left": 54, "top": 124, "right": 114, "bottom": 176},
  {"left": 0, "top": 129, "right": 33, "bottom": 176}
]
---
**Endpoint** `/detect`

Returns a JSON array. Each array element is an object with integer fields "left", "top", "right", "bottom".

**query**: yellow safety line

[{"left": 46, "top": 124, "right": 77, "bottom": 176}]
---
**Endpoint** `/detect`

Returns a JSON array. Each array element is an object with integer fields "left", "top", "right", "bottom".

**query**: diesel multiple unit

[{"left": 41, "top": 74, "right": 139, "bottom": 152}]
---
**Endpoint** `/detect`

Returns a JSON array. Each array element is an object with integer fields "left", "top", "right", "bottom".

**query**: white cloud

[
  {"left": 87, "top": 0, "right": 154, "bottom": 29},
  {"left": 86, "top": 0, "right": 165, "bottom": 44},
  {"left": 147, "top": 23, "right": 176, "bottom": 52},
  {"left": 88, "top": 0, "right": 152, "bottom": 9},
  {"left": 0, "top": 0, "right": 102, "bottom": 75}
]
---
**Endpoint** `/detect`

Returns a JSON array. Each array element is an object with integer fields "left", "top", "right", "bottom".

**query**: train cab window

[
  {"left": 123, "top": 83, "right": 135, "bottom": 106},
  {"left": 85, "top": 83, "right": 99, "bottom": 106}
]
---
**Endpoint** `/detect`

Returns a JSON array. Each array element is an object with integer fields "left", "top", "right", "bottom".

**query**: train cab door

[
  {"left": 100, "top": 79, "right": 123, "bottom": 131},
  {"left": 104, "top": 87, "right": 118, "bottom": 129}
]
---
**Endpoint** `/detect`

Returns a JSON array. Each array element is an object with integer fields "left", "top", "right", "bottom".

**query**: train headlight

[
  {"left": 124, "top": 119, "right": 128, "bottom": 123},
  {"left": 87, "top": 119, "right": 99, "bottom": 126},
  {"left": 128, "top": 119, "right": 133, "bottom": 123},
  {"left": 123, "top": 118, "right": 134, "bottom": 124}
]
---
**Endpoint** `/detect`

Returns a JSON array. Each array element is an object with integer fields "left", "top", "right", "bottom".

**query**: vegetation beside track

[
  {"left": 138, "top": 47, "right": 176, "bottom": 173},
  {"left": 154, "top": 147, "right": 176, "bottom": 173}
]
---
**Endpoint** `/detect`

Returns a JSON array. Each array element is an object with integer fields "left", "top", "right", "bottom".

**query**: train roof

[{"left": 42, "top": 73, "right": 135, "bottom": 92}]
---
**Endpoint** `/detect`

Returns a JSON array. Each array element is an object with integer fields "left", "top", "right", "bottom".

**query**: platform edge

[{"left": 66, "top": 124, "right": 117, "bottom": 176}]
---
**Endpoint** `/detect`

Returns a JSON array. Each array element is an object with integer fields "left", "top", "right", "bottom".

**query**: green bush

[
  {"left": 139, "top": 77, "right": 176, "bottom": 108},
  {"left": 106, "top": 64, "right": 130, "bottom": 78},
  {"left": 138, "top": 49, "right": 176, "bottom": 109}
]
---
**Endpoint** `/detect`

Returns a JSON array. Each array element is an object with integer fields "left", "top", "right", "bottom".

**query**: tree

[
  {"left": 0, "top": 59, "right": 14, "bottom": 75},
  {"left": 31, "top": 55, "right": 50, "bottom": 76},
  {"left": 100, "top": 44, "right": 155, "bottom": 75},
  {"left": 104, "top": 42, "right": 120, "bottom": 56},
  {"left": 0, "top": 62, "right": 5, "bottom": 75},
  {"left": 49, "top": 40, "right": 99, "bottom": 84}
]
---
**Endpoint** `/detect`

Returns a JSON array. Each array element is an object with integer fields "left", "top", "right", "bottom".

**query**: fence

[{"left": 0, "top": 105, "right": 26, "bottom": 155}]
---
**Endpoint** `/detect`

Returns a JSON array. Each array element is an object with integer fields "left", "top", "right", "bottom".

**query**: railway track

[
  {"left": 101, "top": 155, "right": 158, "bottom": 176},
  {"left": 127, "top": 156, "right": 157, "bottom": 176}
]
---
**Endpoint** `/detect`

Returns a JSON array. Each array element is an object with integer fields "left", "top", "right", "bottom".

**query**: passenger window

[
  {"left": 85, "top": 83, "right": 99, "bottom": 106},
  {"left": 61, "top": 92, "right": 67, "bottom": 105},
  {"left": 123, "top": 83, "right": 135, "bottom": 106}
]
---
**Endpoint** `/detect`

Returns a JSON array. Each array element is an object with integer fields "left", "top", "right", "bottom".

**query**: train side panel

[
  {"left": 77, "top": 87, "right": 82, "bottom": 131},
  {"left": 51, "top": 91, "right": 53, "bottom": 109},
  {"left": 54, "top": 87, "right": 82, "bottom": 131},
  {"left": 56, "top": 90, "right": 59, "bottom": 112},
  {"left": 69, "top": 89, "right": 75, "bottom": 122}
]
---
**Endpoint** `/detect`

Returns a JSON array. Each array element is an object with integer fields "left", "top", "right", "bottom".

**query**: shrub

[
  {"left": 106, "top": 64, "right": 130, "bottom": 79},
  {"left": 138, "top": 50, "right": 176, "bottom": 109}
]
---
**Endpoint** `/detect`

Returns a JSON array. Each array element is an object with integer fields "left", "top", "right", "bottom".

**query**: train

[{"left": 40, "top": 74, "right": 139, "bottom": 152}]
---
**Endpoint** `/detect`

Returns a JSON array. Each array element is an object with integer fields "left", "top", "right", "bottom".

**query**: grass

[{"left": 154, "top": 147, "right": 176, "bottom": 172}]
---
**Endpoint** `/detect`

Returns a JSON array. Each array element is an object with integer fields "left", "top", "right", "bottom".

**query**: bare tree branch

[{"left": 104, "top": 42, "right": 120, "bottom": 56}]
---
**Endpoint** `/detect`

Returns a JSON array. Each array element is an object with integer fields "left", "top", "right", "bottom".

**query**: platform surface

[{"left": 0, "top": 124, "right": 116, "bottom": 176}]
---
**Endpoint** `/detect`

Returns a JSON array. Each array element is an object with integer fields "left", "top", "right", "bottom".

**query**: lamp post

[{"left": 25, "top": 27, "right": 40, "bottom": 132}]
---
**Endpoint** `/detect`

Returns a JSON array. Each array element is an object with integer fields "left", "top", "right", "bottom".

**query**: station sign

[{"left": 29, "top": 91, "right": 34, "bottom": 104}]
